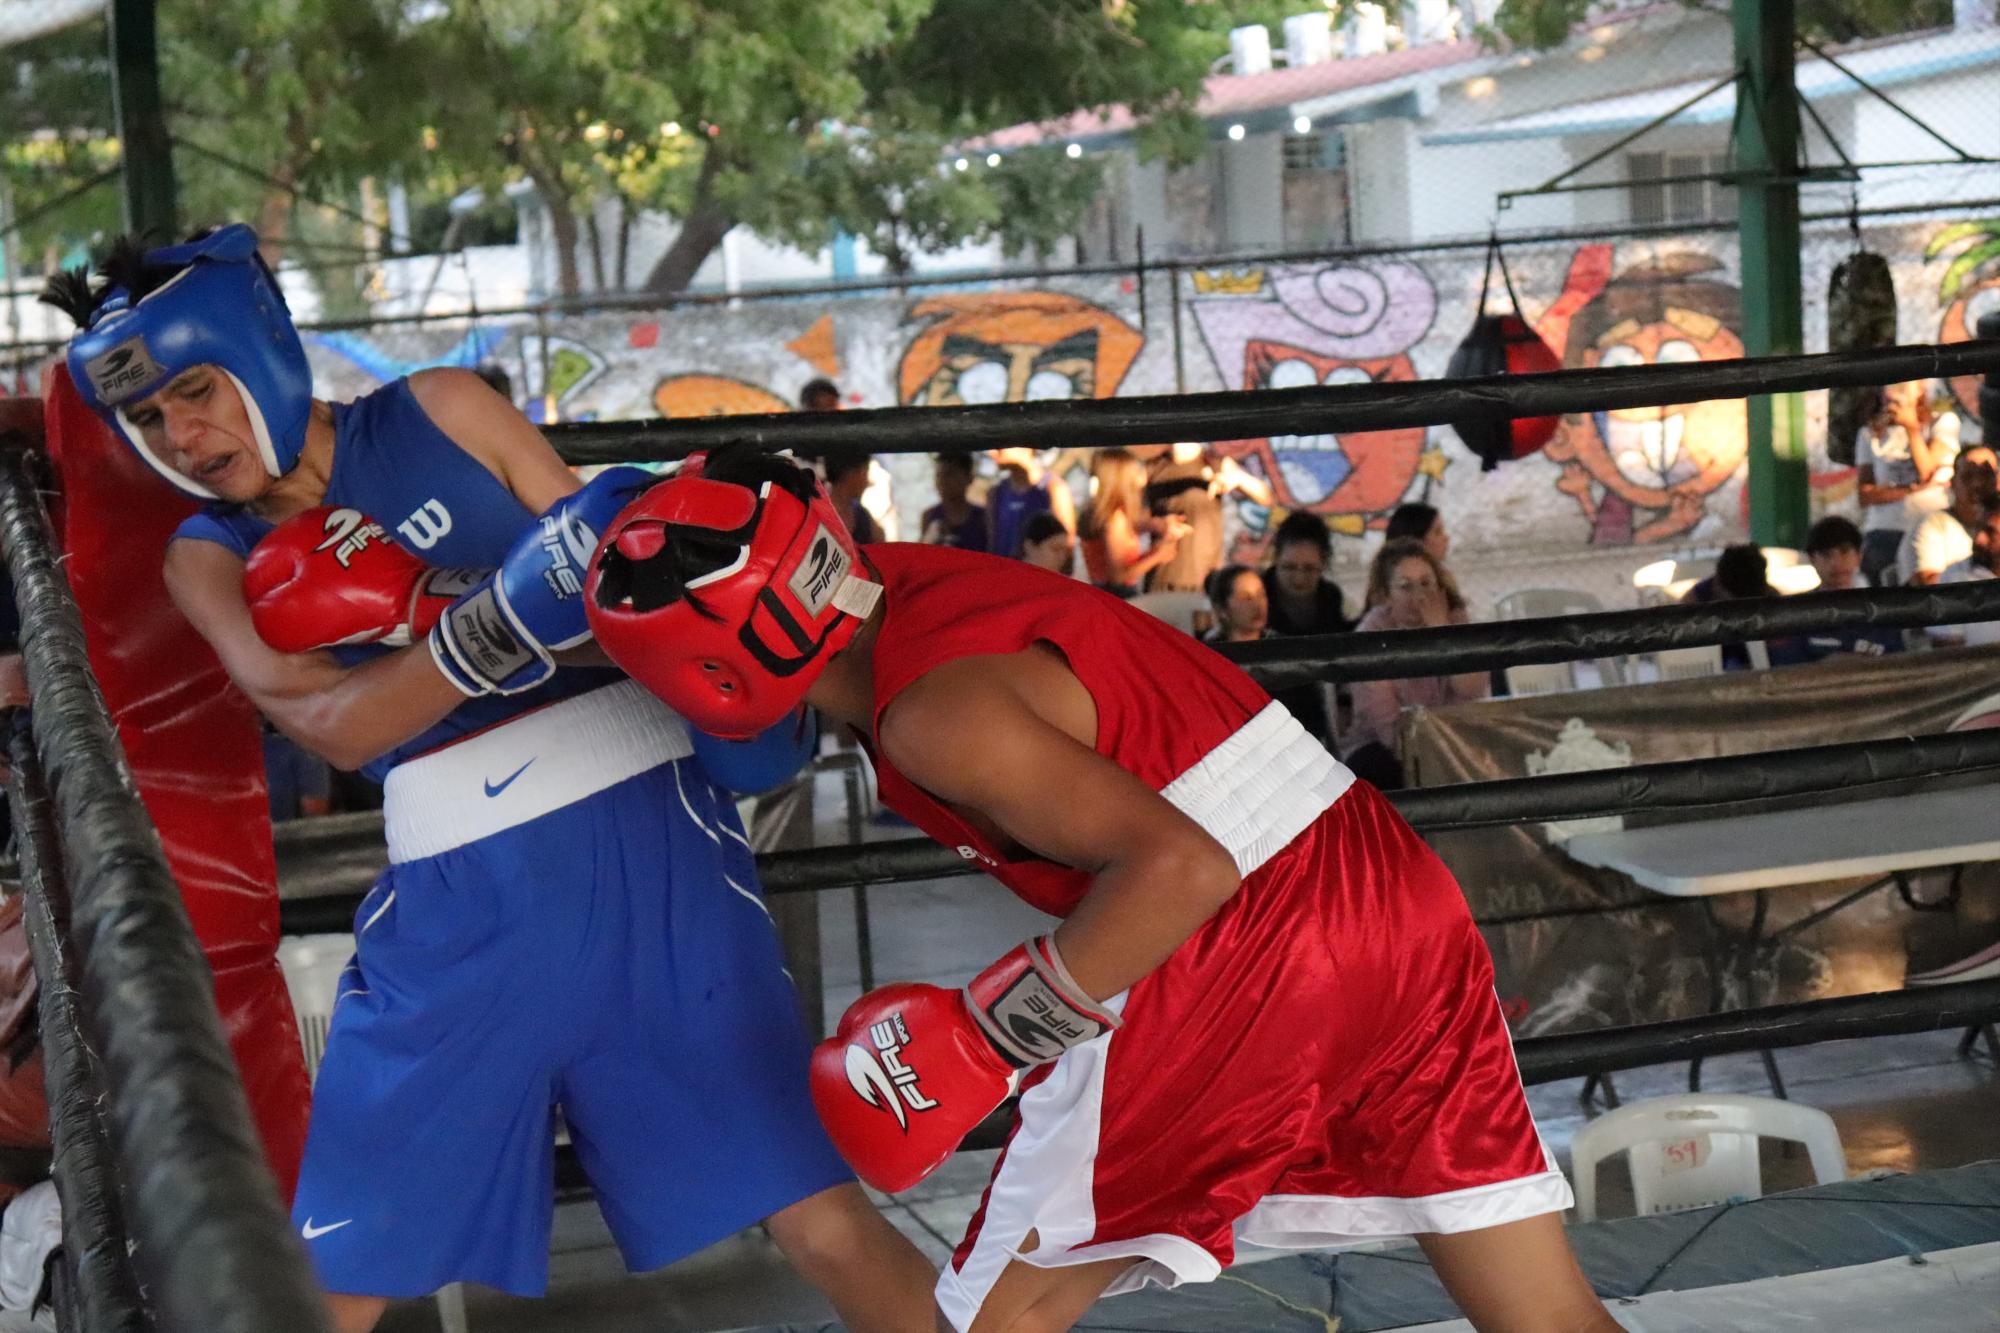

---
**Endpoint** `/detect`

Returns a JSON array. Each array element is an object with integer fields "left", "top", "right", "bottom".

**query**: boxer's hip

[{"left": 380, "top": 679, "right": 694, "bottom": 863}]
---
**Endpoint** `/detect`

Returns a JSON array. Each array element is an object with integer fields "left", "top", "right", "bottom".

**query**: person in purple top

[{"left": 919, "top": 453, "right": 988, "bottom": 551}]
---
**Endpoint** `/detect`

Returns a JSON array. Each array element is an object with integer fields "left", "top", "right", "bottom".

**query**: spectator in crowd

[
  {"left": 1679, "top": 543, "right": 1774, "bottom": 605},
  {"left": 986, "top": 447, "right": 1075, "bottom": 559},
  {"left": 1680, "top": 543, "right": 1774, "bottom": 670},
  {"left": 1138, "top": 444, "right": 1268, "bottom": 594},
  {"left": 798, "top": 377, "right": 842, "bottom": 413},
  {"left": 1385, "top": 501, "right": 1451, "bottom": 563},
  {"left": 1344, "top": 538, "right": 1487, "bottom": 789},
  {"left": 1899, "top": 448, "right": 1997, "bottom": 586},
  {"left": 1768, "top": 516, "right": 1904, "bottom": 664},
  {"left": 1857, "top": 379, "right": 1961, "bottom": 586},
  {"left": 1263, "top": 511, "right": 1350, "bottom": 747},
  {"left": 1265, "top": 511, "right": 1353, "bottom": 637},
  {"left": 801, "top": 378, "right": 899, "bottom": 538},
  {"left": 1079, "top": 448, "right": 1188, "bottom": 596},
  {"left": 1018, "top": 511, "right": 1075, "bottom": 576},
  {"left": 1376, "top": 502, "right": 1467, "bottom": 615},
  {"left": 821, "top": 448, "right": 884, "bottom": 545},
  {"left": 918, "top": 453, "right": 987, "bottom": 551},
  {"left": 1931, "top": 492, "right": 2000, "bottom": 649},
  {"left": 1806, "top": 514, "right": 1864, "bottom": 593},
  {"left": 263, "top": 722, "right": 333, "bottom": 821},
  {"left": 1200, "top": 565, "right": 1270, "bottom": 645}
]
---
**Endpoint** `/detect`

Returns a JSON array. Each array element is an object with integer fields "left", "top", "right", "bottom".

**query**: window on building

[
  {"left": 1282, "top": 133, "right": 1349, "bottom": 249},
  {"left": 1627, "top": 151, "right": 1736, "bottom": 226}
]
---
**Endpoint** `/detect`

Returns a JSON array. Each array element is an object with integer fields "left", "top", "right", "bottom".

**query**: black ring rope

[
  {"left": 540, "top": 339, "right": 2000, "bottom": 464},
  {"left": 1225, "top": 581, "right": 2000, "bottom": 689},
  {"left": 0, "top": 445, "right": 331, "bottom": 1333},
  {"left": 9, "top": 726, "right": 149, "bottom": 1333},
  {"left": 274, "top": 695, "right": 2000, "bottom": 923}
]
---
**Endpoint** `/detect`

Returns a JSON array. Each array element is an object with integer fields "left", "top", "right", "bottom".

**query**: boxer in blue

[{"left": 45, "top": 227, "right": 936, "bottom": 1332}]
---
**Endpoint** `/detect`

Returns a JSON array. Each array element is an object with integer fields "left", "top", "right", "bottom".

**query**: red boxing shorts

[{"left": 937, "top": 781, "right": 1569, "bottom": 1331}]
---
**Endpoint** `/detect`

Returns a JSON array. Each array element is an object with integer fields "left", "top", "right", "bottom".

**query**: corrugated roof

[
  {"left": 1424, "top": 25, "right": 2000, "bottom": 146},
  {"left": 970, "top": 38, "right": 1488, "bottom": 150}
]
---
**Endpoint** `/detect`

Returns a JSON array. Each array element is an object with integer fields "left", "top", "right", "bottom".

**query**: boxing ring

[{"left": 3, "top": 338, "right": 2000, "bottom": 1329}]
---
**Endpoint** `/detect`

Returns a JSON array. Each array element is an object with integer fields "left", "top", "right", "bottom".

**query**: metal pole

[
  {"left": 1735, "top": 0, "right": 1809, "bottom": 546},
  {"left": 107, "top": 0, "right": 177, "bottom": 238}
]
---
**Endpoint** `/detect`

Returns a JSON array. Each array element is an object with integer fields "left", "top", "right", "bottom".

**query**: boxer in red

[{"left": 585, "top": 449, "right": 1617, "bottom": 1333}]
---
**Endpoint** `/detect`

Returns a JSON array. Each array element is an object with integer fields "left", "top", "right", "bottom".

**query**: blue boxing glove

[
  {"left": 429, "top": 466, "right": 655, "bottom": 696},
  {"left": 689, "top": 707, "right": 819, "bottom": 794}
]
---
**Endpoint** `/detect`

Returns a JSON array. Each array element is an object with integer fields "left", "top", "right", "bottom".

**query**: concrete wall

[{"left": 267, "top": 212, "right": 1996, "bottom": 583}]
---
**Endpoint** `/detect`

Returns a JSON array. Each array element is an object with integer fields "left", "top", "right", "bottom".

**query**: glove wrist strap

[{"left": 965, "top": 935, "right": 1120, "bottom": 1068}]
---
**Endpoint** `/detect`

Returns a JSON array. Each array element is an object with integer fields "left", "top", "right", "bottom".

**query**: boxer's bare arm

[
  {"left": 164, "top": 537, "right": 465, "bottom": 771},
  {"left": 879, "top": 650, "right": 1240, "bottom": 1002},
  {"left": 407, "top": 368, "right": 581, "bottom": 513}
]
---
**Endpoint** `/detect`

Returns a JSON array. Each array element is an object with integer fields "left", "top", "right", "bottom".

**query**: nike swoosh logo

[
  {"left": 483, "top": 759, "right": 534, "bottom": 798},
  {"left": 301, "top": 1218, "right": 353, "bottom": 1240}
]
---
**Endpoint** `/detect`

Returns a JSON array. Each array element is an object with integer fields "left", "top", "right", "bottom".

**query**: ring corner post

[{"left": 1736, "top": 0, "right": 1810, "bottom": 548}]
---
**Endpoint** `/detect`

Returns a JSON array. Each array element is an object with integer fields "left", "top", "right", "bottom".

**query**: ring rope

[
  {"left": 8, "top": 728, "right": 148, "bottom": 1333},
  {"left": 539, "top": 339, "right": 2000, "bottom": 464},
  {"left": 0, "top": 445, "right": 330, "bottom": 1333}
]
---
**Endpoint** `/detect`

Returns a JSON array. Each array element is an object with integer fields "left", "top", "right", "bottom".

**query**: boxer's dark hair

[
  {"left": 39, "top": 228, "right": 214, "bottom": 327},
  {"left": 593, "top": 448, "right": 814, "bottom": 617}
]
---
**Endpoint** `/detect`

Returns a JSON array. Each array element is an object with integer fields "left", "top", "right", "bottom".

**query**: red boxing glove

[
  {"left": 810, "top": 936, "right": 1119, "bottom": 1193},
  {"left": 244, "top": 507, "right": 478, "bottom": 654}
]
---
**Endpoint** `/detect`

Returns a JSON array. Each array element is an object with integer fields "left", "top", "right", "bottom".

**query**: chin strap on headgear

[
  {"left": 585, "top": 453, "right": 883, "bottom": 739},
  {"left": 65, "top": 223, "right": 313, "bottom": 500}
]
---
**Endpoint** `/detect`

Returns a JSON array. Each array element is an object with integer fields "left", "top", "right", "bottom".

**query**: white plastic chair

[
  {"left": 1494, "top": 588, "right": 1606, "bottom": 622},
  {"left": 1652, "top": 643, "right": 1724, "bottom": 681},
  {"left": 1128, "top": 590, "right": 1210, "bottom": 636},
  {"left": 1570, "top": 1093, "right": 1846, "bottom": 1222},
  {"left": 276, "top": 933, "right": 355, "bottom": 1084},
  {"left": 1496, "top": 590, "right": 1626, "bottom": 687},
  {"left": 1504, "top": 661, "right": 1575, "bottom": 696}
]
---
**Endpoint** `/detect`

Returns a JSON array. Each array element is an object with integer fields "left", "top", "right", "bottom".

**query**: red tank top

[{"left": 863, "top": 544, "right": 1351, "bottom": 916}]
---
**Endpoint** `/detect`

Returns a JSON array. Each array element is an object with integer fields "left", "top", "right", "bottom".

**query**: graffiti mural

[
  {"left": 1190, "top": 261, "right": 1439, "bottom": 535},
  {"left": 1929, "top": 220, "right": 2000, "bottom": 421},
  {"left": 654, "top": 373, "right": 790, "bottom": 419},
  {"left": 896, "top": 292, "right": 1144, "bottom": 406},
  {"left": 1535, "top": 247, "right": 1747, "bottom": 545}
]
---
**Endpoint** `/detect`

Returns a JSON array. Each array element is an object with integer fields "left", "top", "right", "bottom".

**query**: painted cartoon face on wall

[
  {"left": 1538, "top": 248, "right": 1747, "bottom": 545},
  {"left": 897, "top": 292, "right": 1144, "bottom": 406},
  {"left": 1192, "top": 262, "right": 1435, "bottom": 519},
  {"left": 1929, "top": 220, "right": 2000, "bottom": 420},
  {"left": 653, "top": 373, "right": 790, "bottom": 418}
]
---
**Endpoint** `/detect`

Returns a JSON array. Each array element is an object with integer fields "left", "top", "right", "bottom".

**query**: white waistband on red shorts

[
  {"left": 381, "top": 680, "right": 693, "bottom": 863},
  {"left": 1159, "top": 701, "right": 1353, "bottom": 878}
]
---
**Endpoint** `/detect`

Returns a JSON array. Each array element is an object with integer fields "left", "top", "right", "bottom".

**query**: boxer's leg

[
  {"left": 1418, "top": 1214, "right": 1622, "bottom": 1333},
  {"left": 763, "top": 1182, "right": 938, "bottom": 1333},
  {"left": 958, "top": 1251, "right": 1136, "bottom": 1333}
]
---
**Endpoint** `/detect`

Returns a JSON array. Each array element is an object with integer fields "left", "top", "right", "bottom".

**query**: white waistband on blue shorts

[{"left": 382, "top": 680, "right": 693, "bottom": 863}]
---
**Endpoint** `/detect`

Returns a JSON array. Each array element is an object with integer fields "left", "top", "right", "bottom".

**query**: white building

[{"left": 990, "top": 1, "right": 2000, "bottom": 260}]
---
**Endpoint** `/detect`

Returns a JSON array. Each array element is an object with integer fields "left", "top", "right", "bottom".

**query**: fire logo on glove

[{"left": 844, "top": 1014, "right": 938, "bottom": 1132}]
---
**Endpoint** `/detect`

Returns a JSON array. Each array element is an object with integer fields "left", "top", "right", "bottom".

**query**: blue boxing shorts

[{"left": 292, "top": 681, "right": 850, "bottom": 1298}]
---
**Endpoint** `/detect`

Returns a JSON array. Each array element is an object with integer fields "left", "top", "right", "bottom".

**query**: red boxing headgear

[{"left": 586, "top": 451, "right": 883, "bottom": 738}]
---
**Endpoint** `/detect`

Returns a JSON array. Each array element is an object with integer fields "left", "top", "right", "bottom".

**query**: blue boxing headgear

[{"left": 65, "top": 224, "right": 313, "bottom": 500}]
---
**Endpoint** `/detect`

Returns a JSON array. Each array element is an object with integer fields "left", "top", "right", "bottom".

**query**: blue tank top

[
  {"left": 174, "top": 378, "right": 618, "bottom": 782},
  {"left": 988, "top": 476, "right": 1052, "bottom": 560}
]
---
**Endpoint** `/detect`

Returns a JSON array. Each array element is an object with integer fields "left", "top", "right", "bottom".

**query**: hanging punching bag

[
  {"left": 1448, "top": 238, "right": 1564, "bottom": 471},
  {"left": 1826, "top": 247, "right": 1898, "bottom": 466}
]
